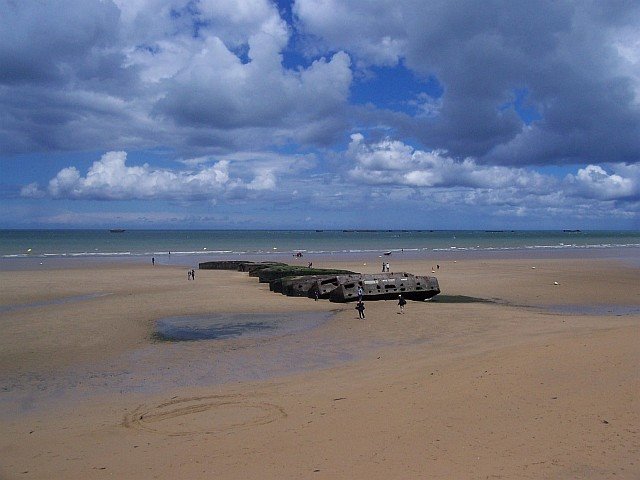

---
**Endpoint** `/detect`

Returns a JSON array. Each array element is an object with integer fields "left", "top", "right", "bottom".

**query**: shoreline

[{"left": 1, "top": 243, "right": 639, "bottom": 271}]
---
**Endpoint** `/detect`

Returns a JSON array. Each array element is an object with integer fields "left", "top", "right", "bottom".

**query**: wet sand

[{"left": 0, "top": 254, "right": 639, "bottom": 479}]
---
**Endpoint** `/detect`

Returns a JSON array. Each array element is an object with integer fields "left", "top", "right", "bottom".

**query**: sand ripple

[{"left": 123, "top": 394, "right": 286, "bottom": 436}]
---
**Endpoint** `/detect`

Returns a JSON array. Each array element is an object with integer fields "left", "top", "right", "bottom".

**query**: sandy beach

[{"left": 1, "top": 254, "right": 639, "bottom": 479}]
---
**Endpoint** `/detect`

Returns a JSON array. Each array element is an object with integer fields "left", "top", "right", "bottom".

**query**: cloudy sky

[{"left": 1, "top": 0, "right": 639, "bottom": 229}]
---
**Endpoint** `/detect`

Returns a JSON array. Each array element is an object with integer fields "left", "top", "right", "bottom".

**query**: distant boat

[{"left": 109, "top": 229, "right": 125, "bottom": 233}]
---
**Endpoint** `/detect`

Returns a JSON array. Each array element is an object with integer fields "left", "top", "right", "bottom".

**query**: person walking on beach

[
  {"left": 152, "top": 257, "right": 155, "bottom": 266},
  {"left": 385, "top": 262, "right": 390, "bottom": 272},
  {"left": 187, "top": 270, "right": 192, "bottom": 280},
  {"left": 191, "top": 269, "right": 195, "bottom": 280},
  {"left": 398, "top": 295, "right": 406, "bottom": 314},
  {"left": 355, "top": 301, "right": 366, "bottom": 319}
]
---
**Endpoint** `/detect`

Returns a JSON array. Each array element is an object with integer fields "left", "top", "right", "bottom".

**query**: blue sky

[{"left": 1, "top": 0, "right": 639, "bottom": 229}]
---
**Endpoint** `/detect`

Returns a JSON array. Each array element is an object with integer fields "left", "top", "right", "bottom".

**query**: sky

[{"left": 1, "top": 0, "right": 639, "bottom": 230}]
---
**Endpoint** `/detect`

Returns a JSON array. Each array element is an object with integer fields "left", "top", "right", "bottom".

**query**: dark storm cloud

[
  {"left": 295, "top": 0, "right": 640, "bottom": 166},
  {"left": 0, "top": 0, "right": 358, "bottom": 156},
  {"left": 3, "top": 0, "right": 637, "bottom": 168},
  {"left": 0, "top": 0, "right": 148, "bottom": 154},
  {"left": 0, "top": 0, "right": 121, "bottom": 85}
]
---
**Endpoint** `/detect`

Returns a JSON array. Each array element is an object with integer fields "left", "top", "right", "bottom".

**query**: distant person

[
  {"left": 188, "top": 270, "right": 192, "bottom": 280},
  {"left": 152, "top": 257, "right": 155, "bottom": 266},
  {"left": 382, "top": 262, "right": 386, "bottom": 273},
  {"left": 357, "top": 286, "right": 364, "bottom": 301},
  {"left": 355, "top": 301, "right": 366, "bottom": 319},
  {"left": 191, "top": 269, "right": 195, "bottom": 280},
  {"left": 386, "top": 262, "right": 390, "bottom": 272},
  {"left": 314, "top": 290, "right": 319, "bottom": 301},
  {"left": 398, "top": 295, "right": 406, "bottom": 314},
  {"left": 308, "top": 262, "right": 313, "bottom": 268}
]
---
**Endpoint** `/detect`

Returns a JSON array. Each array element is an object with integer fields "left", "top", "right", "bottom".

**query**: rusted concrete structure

[
  {"left": 199, "top": 260, "right": 440, "bottom": 303},
  {"left": 327, "top": 273, "right": 440, "bottom": 302},
  {"left": 198, "top": 260, "right": 284, "bottom": 272},
  {"left": 308, "top": 275, "right": 362, "bottom": 299}
]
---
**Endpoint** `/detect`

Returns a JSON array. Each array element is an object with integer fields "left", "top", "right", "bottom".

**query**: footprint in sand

[{"left": 123, "top": 394, "right": 286, "bottom": 436}]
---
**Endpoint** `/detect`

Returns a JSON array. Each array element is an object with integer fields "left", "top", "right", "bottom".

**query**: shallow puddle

[
  {"left": 545, "top": 305, "right": 640, "bottom": 316},
  {"left": 0, "top": 293, "right": 109, "bottom": 314},
  {"left": 153, "top": 311, "right": 333, "bottom": 342}
]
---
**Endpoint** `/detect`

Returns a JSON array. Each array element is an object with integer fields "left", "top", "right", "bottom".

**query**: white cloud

[
  {"left": 248, "top": 169, "right": 276, "bottom": 190},
  {"left": 293, "top": 0, "right": 405, "bottom": 67},
  {"left": 23, "top": 151, "right": 236, "bottom": 200},
  {"left": 156, "top": 39, "right": 352, "bottom": 137},
  {"left": 19, "top": 182, "right": 45, "bottom": 199},
  {"left": 123, "top": 0, "right": 352, "bottom": 141},
  {"left": 346, "top": 133, "right": 550, "bottom": 191},
  {"left": 343, "top": 133, "right": 640, "bottom": 222},
  {"left": 566, "top": 164, "right": 639, "bottom": 200},
  {"left": 19, "top": 148, "right": 328, "bottom": 202}
]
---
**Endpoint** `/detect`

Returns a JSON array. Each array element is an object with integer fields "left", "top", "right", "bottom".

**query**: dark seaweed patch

[{"left": 427, "top": 295, "right": 495, "bottom": 304}]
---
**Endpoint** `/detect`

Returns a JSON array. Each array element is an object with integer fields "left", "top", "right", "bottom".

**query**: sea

[{"left": 1, "top": 229, "right": 639, "bottom": 267}]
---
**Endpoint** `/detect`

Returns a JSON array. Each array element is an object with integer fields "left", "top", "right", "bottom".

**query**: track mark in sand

[{"left": 123, "top": 394, "right": 286, "bottom": 436}]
